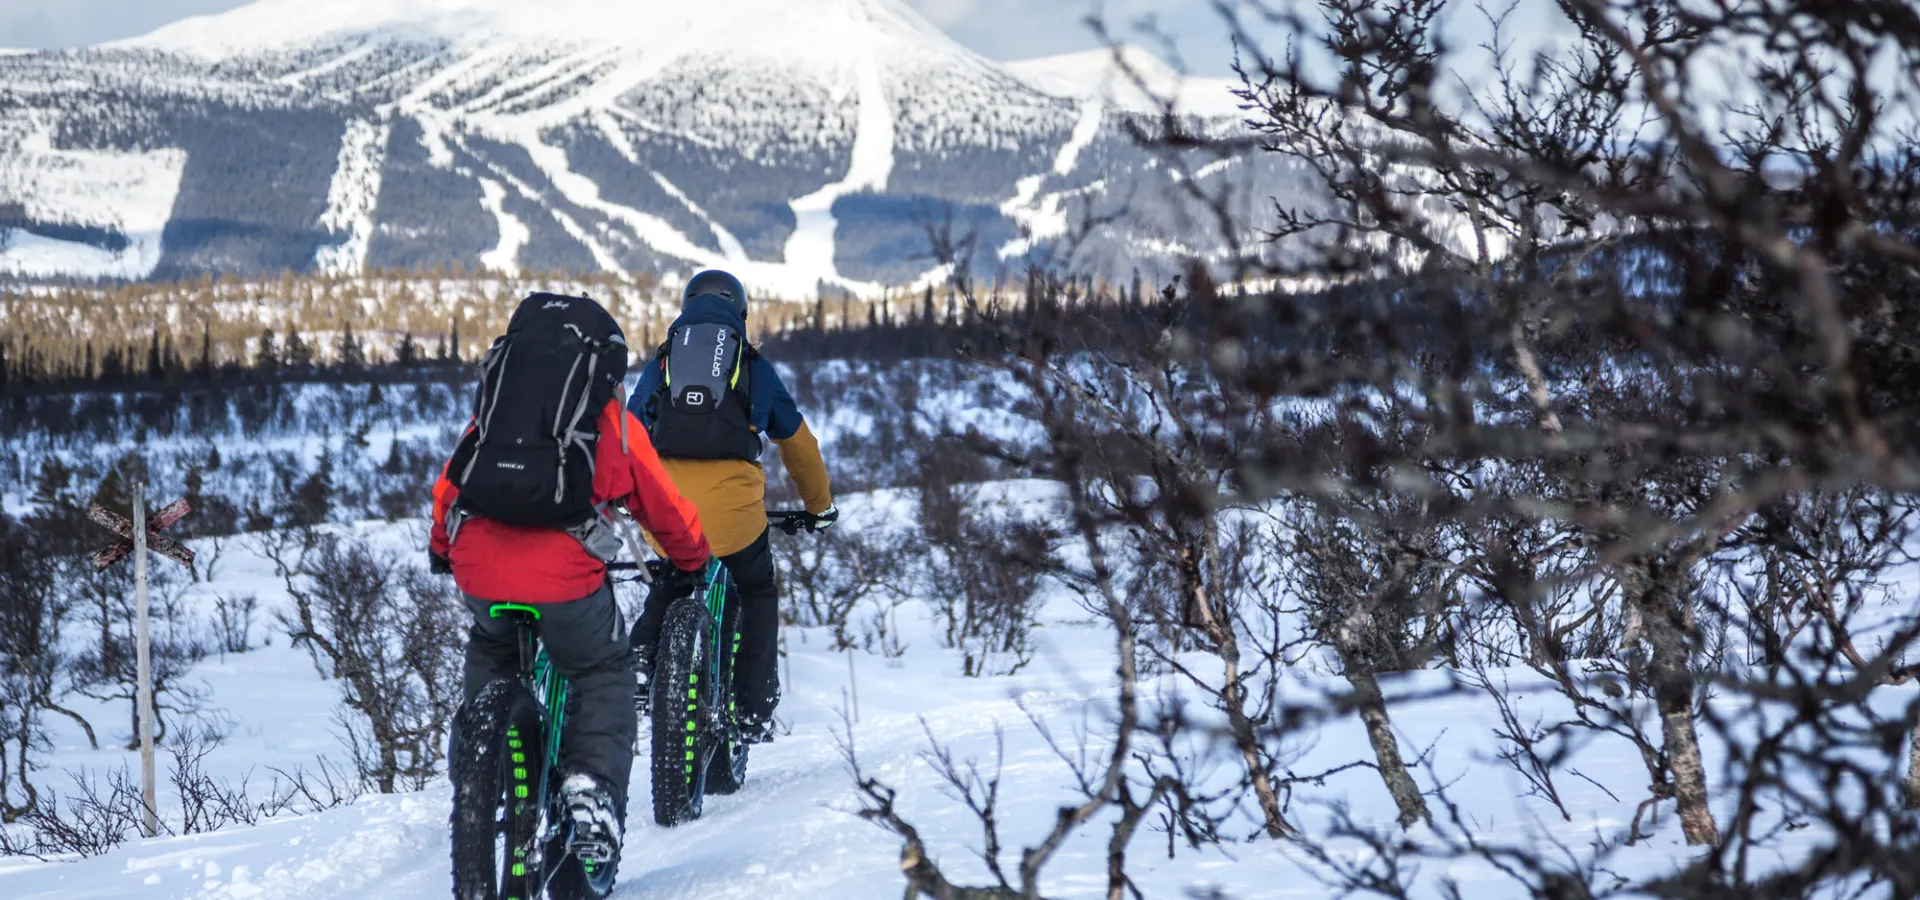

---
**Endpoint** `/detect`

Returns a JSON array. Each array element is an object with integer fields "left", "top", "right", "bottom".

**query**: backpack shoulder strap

[{"left": 728, "top": 331, "right": 755, "bottom": 408}]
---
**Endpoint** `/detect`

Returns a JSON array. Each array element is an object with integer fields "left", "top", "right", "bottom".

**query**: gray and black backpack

[
  {"left": 644, "top": 321, "right": 762, "bottom": 462},
  {"left": 449, "top": 292, "right": 629, "bottom": 532}
]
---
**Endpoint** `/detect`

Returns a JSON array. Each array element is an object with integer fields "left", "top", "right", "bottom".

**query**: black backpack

[
  {"left": 644, "top": 321, "right": 763, "bottom": 462},
  {"left": 449, "top": 293, "right": 629, "bottom": 530}
]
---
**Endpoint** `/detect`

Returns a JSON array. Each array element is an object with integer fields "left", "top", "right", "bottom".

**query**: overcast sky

[{"left": 0, "top": 0, "right": 1265, "bottom": 73}]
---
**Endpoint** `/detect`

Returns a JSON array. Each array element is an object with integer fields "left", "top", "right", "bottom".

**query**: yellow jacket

[{"left": 659, "top": 420, "right": 832, "bottom": 557}]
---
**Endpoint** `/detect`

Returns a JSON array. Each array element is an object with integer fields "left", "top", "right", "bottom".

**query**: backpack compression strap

[
  {"left": 552, "top": 326, "right": 627, "bottom": 503},
  {"left": 459, "top": 339, "right": 514, "bottom": 486}
]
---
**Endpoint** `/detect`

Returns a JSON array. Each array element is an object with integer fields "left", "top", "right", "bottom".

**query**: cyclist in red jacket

[{"left": 431, "top": 396, "right": 711, "bottom": 862}]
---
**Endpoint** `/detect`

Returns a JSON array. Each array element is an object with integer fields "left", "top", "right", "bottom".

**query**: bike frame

[
  {"left": 698, "top": 565, "right": 736, "bottom": 726},
  {"left": 490, "top": 603, "right": 567, "bottom": 872}
]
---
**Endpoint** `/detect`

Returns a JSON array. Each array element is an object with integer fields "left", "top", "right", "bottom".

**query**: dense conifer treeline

[{"left": 1, "top": 266, "right": 1164, "bottom": 394}]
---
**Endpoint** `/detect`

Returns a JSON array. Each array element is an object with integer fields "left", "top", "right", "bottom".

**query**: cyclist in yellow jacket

[{"left": 627, "top": 270, "right": 835, "bottom": 742}]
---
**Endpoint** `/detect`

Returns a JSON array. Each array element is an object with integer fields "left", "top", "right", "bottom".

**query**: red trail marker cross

[
  {"left": 88, "top": 486, "right": 193, "bottom": 839},
  {"left": 90, "top": 497, "right": 194, "bottom": 570}
]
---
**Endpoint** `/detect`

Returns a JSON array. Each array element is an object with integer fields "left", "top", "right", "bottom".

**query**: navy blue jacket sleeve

[
  {"left": 629, "top": 354, "right": 664, "bottom": 429},
  {"left": 752, "top": 357, "right": 805, "bottom": 441}
]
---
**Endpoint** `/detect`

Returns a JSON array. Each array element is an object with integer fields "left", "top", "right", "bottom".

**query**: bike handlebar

[{"left": 606, "top": 510, "right": 817, "bottom": 579}]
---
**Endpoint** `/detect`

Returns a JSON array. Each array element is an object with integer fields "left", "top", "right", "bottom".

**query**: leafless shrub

[
  {"left": 273, "top": 533, "right": 465, "bottom": 793},
  {"left": 0, "top": 767, "right": 147, "bottom": 859},
  {"left": 914, "top": 472, "right": 1058, "bottom": 677},
  {"left": 68, "top": 560, "right": 210, "bottom": 751},
  {"left": 0, "top": 729, "right": 368, "bottom": 860},
  {"left": 774, "top": 521, "right": 914, "bottom": 652},
  {"left": 211, "top": 593, "right": 257, "bottom": 657},
  {"left": 0, "top": 510, "right": 75, "bottom": 821},
  {"left": 847, "top": 0, "right": 1920, "bottom": 888},
  {"left": 1469, "top": 667, "right": 1577, "bottom": 821}
]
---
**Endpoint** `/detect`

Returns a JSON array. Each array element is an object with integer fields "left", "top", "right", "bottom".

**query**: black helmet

[{"left": 683, "top": 270, "right": 748, "bottom": 318}]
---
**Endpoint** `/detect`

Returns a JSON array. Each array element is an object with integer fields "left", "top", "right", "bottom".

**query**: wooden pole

[
  {"left": 847, "top": 650, "right": 860, "bottom": 724},
  {"left": 133, "top": 483, "right": 158, "bottom": 838}
]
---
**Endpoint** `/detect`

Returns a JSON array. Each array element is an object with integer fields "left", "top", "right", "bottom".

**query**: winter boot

[
  {"left": 561, "top": 774, "right": 622, "bottom": 865},
  {"left": 631, "top": 645, "right": 654, "bottom": 716},
  {"left": 736, "top": 711, "right": 776, "bottom": 745}
]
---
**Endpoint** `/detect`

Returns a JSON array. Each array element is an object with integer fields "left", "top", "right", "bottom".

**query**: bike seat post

[{"left": 489, "top": 603, "right": 543, "bottom": 676}]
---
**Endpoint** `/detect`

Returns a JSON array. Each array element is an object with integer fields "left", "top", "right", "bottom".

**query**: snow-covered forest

[{"left": 4, "top": 0, "right": 1920, "bottom": 898}]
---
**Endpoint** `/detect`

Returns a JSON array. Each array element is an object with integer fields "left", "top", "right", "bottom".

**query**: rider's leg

[
  {"left": 458, "top": 597, "right": 522, "bottom": 704},
  {"left": 529, "top": 581, "right": 638, "bottom": 814},
  {"left": 628, "top": 576, "right": 673, "bottom": 658},
  {"left": 720, "top": 529, "right": 780, "bottom": 733}
]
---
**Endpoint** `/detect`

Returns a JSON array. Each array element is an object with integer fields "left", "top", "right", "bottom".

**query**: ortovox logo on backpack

[
  {"left": 646, "top": 321, "right": 762, "bottom": 462},
  {"left": 448, "top": 292, "right": 629, "bottom": 530}
]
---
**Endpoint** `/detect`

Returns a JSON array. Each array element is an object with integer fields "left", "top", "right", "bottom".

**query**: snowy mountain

[
  {"left": 1005, "top": 45, "right": 1246, "bottom": 118},
  {"left": 0, "top": 0, "right": 1301, "bottom": 294}
]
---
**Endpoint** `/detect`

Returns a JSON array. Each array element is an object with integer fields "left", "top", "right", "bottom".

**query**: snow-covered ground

[
  {"left": 2, "top": 476, "right": 1914, "bottom": 898},
  {"left": 0, "top": 124, "right": 187, "bottom": 280}
]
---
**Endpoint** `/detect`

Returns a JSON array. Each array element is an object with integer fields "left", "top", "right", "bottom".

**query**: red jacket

[{"left": 431, "top": 399, "right": 710, "bottom": 603}]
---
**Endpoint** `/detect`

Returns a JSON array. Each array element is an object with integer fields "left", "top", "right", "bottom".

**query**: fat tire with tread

[
  {"left": 449, "top": 680, "right": 544, "bottom": 900},
  {"left": 649, "top": 600, "right": 712, "bottom": 826}
]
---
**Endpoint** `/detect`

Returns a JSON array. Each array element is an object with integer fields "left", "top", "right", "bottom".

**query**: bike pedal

[{"left": 568, "top": 837, "right": 617, "bottom": 866}]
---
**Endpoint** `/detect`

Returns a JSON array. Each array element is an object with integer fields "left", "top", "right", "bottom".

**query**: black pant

[
  {"left": 461, "top": 583, "right": 636, "bottom": 812},
  {"left": 630, "top": 529, "right": 780, "bottom": 724}
]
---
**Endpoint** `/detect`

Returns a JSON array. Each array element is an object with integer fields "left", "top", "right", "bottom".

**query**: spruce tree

[
  {"left": 283, "top": 452, "right": 334, "bottom": 528},
  {"left": 255, "top": 328, "right": 280, "bottom": 372},
  {"left": 146, "top": 332, "right": 164, "bottom": 381},
  {"left": 198, "top": 321, "right": 213, "bottom": 381},
  {"left": 336, "top": 324, "right": 366, "bottom": 370},
  {"left": 287, "top": 331, "right": 314, "bottom": 370}
]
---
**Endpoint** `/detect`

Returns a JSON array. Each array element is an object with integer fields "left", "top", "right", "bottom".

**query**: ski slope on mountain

[
  {"left": 0, "top": 124, "right": 187, "bottom": 280},
  {"left": 0, "top": 0, "right": 1308, "bottom": 287},
  {"left": 98, "top": 0, "right": 1065, "bottom": 295}
]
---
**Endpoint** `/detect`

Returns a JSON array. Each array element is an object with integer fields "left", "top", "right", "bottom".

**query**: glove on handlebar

[
  {"left": 662, "top": 558, "right": 711, "bottom": 598},
  {"left": 806, "top": 505, "right": 839, "bottom": 533}
]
